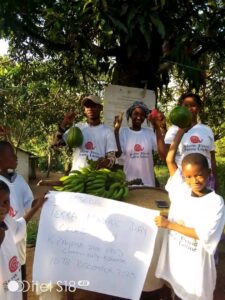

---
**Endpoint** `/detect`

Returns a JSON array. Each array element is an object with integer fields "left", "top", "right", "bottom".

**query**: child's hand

[
  {"left": 96, "top": 157, "right": 110, "bottom": 170},
  {"left": 154, "top": 215, "right": 169, "bottom": 228},
  {"left": 33, "top": 195, "right": 48, "bottom": 209},
  {"left": 114, "top": 112, "right": 123, "bottom": 130},
  {"left": 62, "top": 112, "right": 76, "bottom": 127}
]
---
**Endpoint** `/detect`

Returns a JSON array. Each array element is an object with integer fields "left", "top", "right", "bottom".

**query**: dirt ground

[{"left": 26, "top": 172, "right": 225, "bottom": 300}]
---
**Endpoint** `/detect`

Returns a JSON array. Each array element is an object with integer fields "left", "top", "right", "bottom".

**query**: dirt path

[{"left": 26, "top": 172, "right": 225, "bottom": 300}]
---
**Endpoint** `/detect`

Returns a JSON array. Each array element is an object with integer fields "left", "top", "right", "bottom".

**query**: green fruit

[
  {"left": 66, "top": 126, "right": 84, "bottom": 148},
  {"left": 169, "top": 106, "right": 192, "bottom": 128}
]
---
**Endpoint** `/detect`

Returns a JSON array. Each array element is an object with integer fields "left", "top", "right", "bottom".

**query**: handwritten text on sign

[{"left": 33, "top": 192, "right": 159, "bottom": 300}]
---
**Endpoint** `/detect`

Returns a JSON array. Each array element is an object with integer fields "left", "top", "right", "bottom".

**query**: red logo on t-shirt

[
  {"left": 134, "top": 144, "right": 144, "bottom": 152},
  {"left": 85, "top": 141, "right": 94, "bottom": 150},
  {"left": 190, "top": 136, "right": 202, "bottom": 143},
  {"left": 9, "top": 256, "right": 19, "bottom": 273},
  {"left": 8, "top": 206, "right": 16, "bottom": 217}
]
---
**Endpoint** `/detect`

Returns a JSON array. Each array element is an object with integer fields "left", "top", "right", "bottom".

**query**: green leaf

[
  {"left": 150, "top": 15, "right": 165, "bottom": 38},
  {"left": 83, "top": 0, "right": 93, "bottom": 12},
  {"left": 108, "top": 15, "right": 128, "bottom": 33},
  {"left": 139, "top": 19, "right": 152, "bottom": 49}
]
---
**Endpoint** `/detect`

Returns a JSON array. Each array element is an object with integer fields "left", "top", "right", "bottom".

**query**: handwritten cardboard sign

[{"left": 33, "top": 191, "right": 159, "bottom": 300}]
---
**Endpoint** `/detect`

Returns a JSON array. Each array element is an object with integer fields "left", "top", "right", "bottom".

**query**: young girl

[
  {"left": 164, "top": 92, "right": 218, "bottom": 191},
  {"left": 0, "top": 141, "right": 34, "bottom": 300},
  {"left": 0, "top": 180, "right": 46, "bottom": 300},
  {"left": 114, "top": 101, "right": 166, "bottom": 187},
  {"left": 155, "top": 128, "right": 225, "bottom": 300}
]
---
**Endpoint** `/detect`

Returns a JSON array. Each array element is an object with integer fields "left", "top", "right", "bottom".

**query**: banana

[
  {"left": 86, "top": 180, "right": 105, "bottom": 188},
  {"left": 70, "top": 169, "right": 81, "bottom": 174},
  {"left": 105, "top": 188, "right": 115, "bottom": 199},
  {"left": 108, "top": 182, "right": 122, "bottom": 191},
  {"left": 63, "top": 175, "right": 80, "bottom": 185},
  {"left": 87, "top": 187, "right": 106, "bottom": 195},
  {"left": 86, "top": 185, "right": 105, "bottom": 191},
  {"left": 53, "top": 186, "right": 64, "bottom": 191},
  {"left": 112, "top": 187, "right": 124, "bottom": 200},
  {"left": 59, "top": 176, "right": 70, "bottom": 182},
  {"left": 95, "top": 174, "right": 107, "bottom": 180},
  {"left": 71, "top": 183, "right": 85, "bottom": 192},
  {"left": 115, "top": 169, "right": 126, "bottom": 180},
  {"left": 122, "top": 186, "right": 129, "bottom": 199},
  {"left": 80, "top": 167, "right": 91, "bottom": 175},
  {"left": 97, "top": 168, "right": 111, "bottom": 174},
  {"left": 86, "top": 176, "right": 97, "bottom": 182},
  {"left": 63, "top": 178, "right": 83, "bottom": 187}
]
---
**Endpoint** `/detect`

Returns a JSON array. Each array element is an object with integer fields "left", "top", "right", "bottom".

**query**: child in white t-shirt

[
  {"left": 164, "top": 92, "right": 218, "bottom": 191},
  {"left": 0, "top": 180, "right": 46, "bottom": 300},
  {"left": 155, "top": 128, "right": 225, "bottom": 300},
  {"left": 0, "top": 140, "right": 34, "bottom": 300},
  {"left": 114, "top": 101, "right": 166, "bottom": 187}
]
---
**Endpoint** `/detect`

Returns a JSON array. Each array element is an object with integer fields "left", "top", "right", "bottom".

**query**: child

[
  {"left": 0, "top": 180, "right": 46, "bottom": 300},
  {"left": 155, "top": 128, "right": 225, "bottom": 300},
  {"left": 164, "top": 92, "right": 218, "bottom": 191},
  {"left": 0, "top": 140, "right": 34, "bottom": 300},
  {"left": 114, "top": 101, "right": 166, "bottom": 187}
]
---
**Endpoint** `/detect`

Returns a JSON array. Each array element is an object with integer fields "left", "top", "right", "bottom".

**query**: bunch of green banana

[
  {"left": 84, "top": 168, "right": 128, "bottom": 200},
  {"left": 105, "top": 181, "right": 129, "bottom": 200},
  {"left": 53, "top": 167, "right": 129, "bottom": 201},
  {"left": 53, "top": 169, "right": 89, "bottom": 193},
  {"left": 85, "top": 169, "right": 109, "bottom": 197}
]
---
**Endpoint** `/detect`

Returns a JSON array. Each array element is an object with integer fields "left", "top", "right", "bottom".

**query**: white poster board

[
  {"left": 103, "top": 84, "right": 156, "bottom": 128},
  {"left": 33, "top": 191, "right": 159, "bottom": 300}
]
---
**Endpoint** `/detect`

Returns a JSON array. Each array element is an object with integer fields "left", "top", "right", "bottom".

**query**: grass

[
  {"left": 217, "top": 160, "right": 225, "bottom": 200},
  {"left": 27, "top": 219, "right": 39, "bottom": 247},
  {"left": 155, "top": 165, "right": 169, "bottom": 188}
]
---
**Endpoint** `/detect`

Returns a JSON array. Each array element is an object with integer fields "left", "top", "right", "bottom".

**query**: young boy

[
  {"left": 0, "top": 141, "right": 34, "bottom": 300},
  {"left": 154, "top": 128, "right": 225, "bottom": 300},
  {"left": 0, "top": 180, "right": 46, "bottom": 300}
]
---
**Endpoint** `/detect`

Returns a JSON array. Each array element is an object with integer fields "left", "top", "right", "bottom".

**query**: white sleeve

[
  {"left": 207, "top": 126, "right": 215, "bottom": 151},
  {"left": 165, "top": 169, "right": 183, "bottom": 193},
  {"left": 195, "top": 194, "right": 225, "bottom": 254},
  {"left": 20, "top": 178, "right": 34, "bottom": 210},
  {"left": 105, "top": 127, "right": 118, "bottom": 153},
  {"left": 9, "top": 217, "right": 26, "bottom": 244},
  {"left": 119, "top": 128, "right": 126, "bottom": 153},
  {"left": 164, "top": 125, "right": 178, "bottom": 145},
  {"left": 149, "top": 129, "right": 157, "bottom": 152}
]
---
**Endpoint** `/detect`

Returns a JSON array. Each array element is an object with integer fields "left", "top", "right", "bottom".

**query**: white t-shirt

[
  {"left": 0, "top": 174, "right": 34, "bottom": 264},
  {"left": 156, "top": 170, "right": 225, "bottom": 300},
  {"left": 63, "top": 123, "right": 117, "bottom": 170},
  {"left": 119, "top": 127, "right": 157, "bottom": 186},
  {"left": 164, "top": 124, "right": 215, "bottom": 167},
  {"left": 0, "top": 215, "right": 26, "bottom": 300}
]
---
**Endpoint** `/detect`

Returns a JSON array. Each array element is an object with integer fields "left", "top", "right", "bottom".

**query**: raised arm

[
  {"left": 166, "top": 128, "right": 186, "bottom": 176},
  {"left": 210, "top": 151, "right": 219, "bottom": 192},
  {"left": 23, "top": 196, "right": 47, "bottom": 223},
  {"left": 148, "top": 112, "right": 167, "bottom": 160},
  {"left": 114, "top": 113, "right": 123, "bottom": 158},
  {"left": 52, "top": 112, "right": 75, "bottom": 149}
]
